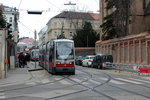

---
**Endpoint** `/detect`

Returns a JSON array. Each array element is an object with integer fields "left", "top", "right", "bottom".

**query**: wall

[
  {"left": 0, "top": 29, "right": 6, "bottom": 79},
  {"left": 75, "top": 47, "right": 95, "bottom": 57},
  {"left": 96, "top": 32, "right": 150, "bottom": 65}
]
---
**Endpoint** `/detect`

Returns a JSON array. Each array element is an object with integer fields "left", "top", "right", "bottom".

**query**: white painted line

[
  {"left": 41, "top": 79, "right": 50, "bottom": 83},
  {"left": 54, "top": 78, "right": 62, "bottom": 80},
  {"left": 99, "top": 77, "right": 125, "bottom": 84},
  {"left": 25, "top": 82, "right": 36, "bottom": 85},
  {"left": 110, "top": 80, "right": 125, "bottom": 84},
  {"left": 0, "top": 93, "right": 5, "bottom": 99},
  {"left": 99, "top": 77, "right": 107, "bottom": 81},
  {"left": 72, "top": 78, "right": 82, "bottom": 83},
  {"left": 116, "top": 78, "right": 143, "bottom": 84},
  {"left": 0, "top": 96, "right": 5, "bottom": 99},
  {"left": 89, "top": 80, "right": 101, "bottom": 84},
  {"left": 82, "top": 82, "right": 89, "bottom": 85},
  {"left": 59, "top": 80, "right": 72, "bottom": 85},
  {"left": 129, "top": 78, "right": 150, "bottom": 84}
]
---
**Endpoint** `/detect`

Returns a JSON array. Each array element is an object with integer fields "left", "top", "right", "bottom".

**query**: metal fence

[{"left": 103, "top": 62, "right": 150, "bottom": 74}]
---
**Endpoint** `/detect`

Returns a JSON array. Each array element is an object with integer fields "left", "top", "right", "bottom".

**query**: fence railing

[{"left": 103, "top": 62, "right": 150, "bottom": 74}]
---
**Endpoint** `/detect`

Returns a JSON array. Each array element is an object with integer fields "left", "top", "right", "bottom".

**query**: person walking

[
  {"left": 18, "top": 52, "right": 26, "bottom": 68},
  {"left": 25, "top": 52, "right": 31, "bottom": 67}
]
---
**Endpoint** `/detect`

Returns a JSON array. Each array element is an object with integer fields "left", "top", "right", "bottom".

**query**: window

[
  {"left": 70, "top": 32, "right": 73, "bottom": 36},
  {"left": 9, "top": 17, "right": 12, "bottom": 22}
]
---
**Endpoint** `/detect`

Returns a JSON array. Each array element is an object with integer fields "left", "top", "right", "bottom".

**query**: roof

[
  {"left": 88, "top": 13, "right": 100, "bottom": 20},
  {"left": 19, "top": 38, "right": 35, "bottom": 43},
  {"left": 54, "top": 39, "right": 74, "bottom": 43},
  {"left": 53, "top": 11, "right": 100, "bottom": 20}
]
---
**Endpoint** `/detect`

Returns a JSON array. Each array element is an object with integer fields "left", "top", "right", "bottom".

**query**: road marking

[
  {"left": 72, "top": 78, "right": 82, "bottom": 83},
  {"left": 129, "top": 78, "right": 150, "bottom": 84},
  {"left": 99, "top": 77, "right": 125, "bottom": 84},
  {"left": 110, "top": 80, "right": 125, "bottom": 84},
  {"left": 0, "top": 93, "right": 5, "bottom": 99},
  {"left": 59, "top": 80, "right": 72, "bottom": 85},
  {"left": 41, "top": 79, "right": 50, "bottom": 83},
  {"left": 25, "top": 82, "right": 36, "bottom": 85},
  {"left": 99, "top": 77, "right": 107, "bottom": 81},
  {"left": 89, "top": 79, "right": 101, "bottom": 84},
  {"left": 54, "top": 77, "right": 62, "bottom": 80},
  {"left": 116, "top": 78, "right": 143, "bottom": 84}
]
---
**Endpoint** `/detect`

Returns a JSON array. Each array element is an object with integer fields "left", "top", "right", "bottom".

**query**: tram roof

[{"left": 53, "top": 39, "right": 74, "bottom": 43}]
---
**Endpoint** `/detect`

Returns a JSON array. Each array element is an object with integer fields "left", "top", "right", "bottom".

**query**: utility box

[{"left": 10, "top": 56, "right": 15, "bottom": 69}]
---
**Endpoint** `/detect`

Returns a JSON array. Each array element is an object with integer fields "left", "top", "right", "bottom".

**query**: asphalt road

[{"left": 1, "top": 65, "right": 150, "bottom": 100}]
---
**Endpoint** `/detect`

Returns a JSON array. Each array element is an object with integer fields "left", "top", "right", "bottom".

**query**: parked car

[
  {"left": 82, "top": 55, "right": 95, "bottom": 67},
  {"left": 91, "top": 54, "right": 113, "bottom": 69},
  {"left": 75, "top": 56, "right": 85, "bottom": 66}
]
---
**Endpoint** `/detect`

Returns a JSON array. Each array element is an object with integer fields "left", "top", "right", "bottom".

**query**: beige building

[{"left": 46, "top": 11, "right": 100, "bottom": 43}]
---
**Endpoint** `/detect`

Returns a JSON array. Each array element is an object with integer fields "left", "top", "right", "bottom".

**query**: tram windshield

[{"left": 56, "top": 42, "right": 74, "bottom": 60}]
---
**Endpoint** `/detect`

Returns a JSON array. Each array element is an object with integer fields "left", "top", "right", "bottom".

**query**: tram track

[
  {"left": 44, "top": 69, "right": 116, "bottom": 100},
  {"left": 55, "top": 68, "right": 150, "bottom": 100},
  {"left": 4, "top": 66, "right": 150, "bottom": 100}
]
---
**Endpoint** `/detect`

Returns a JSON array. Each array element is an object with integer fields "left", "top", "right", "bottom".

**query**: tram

[
  {"left": 39, "top": 39, "right": 75, "bottom": 75},
  {"left": 30, "top": 49, "right": 39, "bottom": 61}
]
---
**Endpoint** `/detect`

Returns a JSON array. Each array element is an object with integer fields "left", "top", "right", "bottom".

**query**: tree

[
  {"left": 0, "top": 6, "right": 6, "bottom": 28},
  {"left": 72, "top": 21, "right": 99, "bottom": 47},
  {"left": 101, "top": 0, "right": 131, "bottom": 40},
  {"left": 100, "top": 12, "right": 117, "bottom": 40}
]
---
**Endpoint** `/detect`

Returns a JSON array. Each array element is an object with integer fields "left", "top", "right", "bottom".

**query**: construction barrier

[
  {"left": 104, "top": 62, "right": 150, "bottom": 75},
  {"left": 139, "top": 68, "right": 150, "bottom": 73}
]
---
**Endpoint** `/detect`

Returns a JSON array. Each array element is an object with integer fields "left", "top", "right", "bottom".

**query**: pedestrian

[
  {"left": 18, "top": 52, "right": 26, "bottom": 68},
  {"left": 25, "top": 52, "right": 31, "bottom": 66}
]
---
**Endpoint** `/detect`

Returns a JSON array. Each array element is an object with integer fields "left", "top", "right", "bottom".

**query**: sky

[{"left": 0, "top": 0, "right": 99, "bottom": 39}]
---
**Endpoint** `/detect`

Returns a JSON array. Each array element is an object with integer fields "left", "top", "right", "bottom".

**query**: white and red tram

[{"left": 39, "top": 39, "right": 75, "bottom": 74}]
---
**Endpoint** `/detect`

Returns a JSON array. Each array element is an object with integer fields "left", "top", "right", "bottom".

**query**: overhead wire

[
  {"left": 18, "top": 20, "right": 34, "bottom": 33},
  {"left": 45, "top": 0, "right": 62, "bottom": 11},
  {"left": 18, "top": 0, "right": 23, "bottom": 9}
]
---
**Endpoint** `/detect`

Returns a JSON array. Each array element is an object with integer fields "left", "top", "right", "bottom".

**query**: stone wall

[
  {"left": 75, "top": 47, "right": 95, "bottom": 57},
  {"left": 95, "top": 32, "right": 150, "bottom": 65}
]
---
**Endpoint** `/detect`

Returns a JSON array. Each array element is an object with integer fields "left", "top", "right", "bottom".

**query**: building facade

[
  {"left": 1, "top": 5, "right": 19, "bottom": 70},
  {"left": 97, "top": 0, "right": 150, "bottom": 65},
  {"left": 2, "top": 5, "right": 19, "bottom": 42},
  {"left": 46, "top": 11, "right": 100, "bottom": 43},
  {"left": 96, "top": 32, "right": 150, "bottom": 65},
  {"left": 99, "top": 0, "right": 150, "bottom": 38}
]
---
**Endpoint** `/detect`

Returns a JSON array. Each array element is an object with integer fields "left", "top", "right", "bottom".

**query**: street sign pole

[{"left": 34, "top": 30, "right": 37, "bottom": 69}]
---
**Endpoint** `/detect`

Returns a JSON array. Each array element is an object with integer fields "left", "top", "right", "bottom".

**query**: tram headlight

[
  {"left": 69, "top": 62, "right": 74, "bottom": 64},
  {"left": 56, "top": 61, "right": 61, "bottom": 64}
]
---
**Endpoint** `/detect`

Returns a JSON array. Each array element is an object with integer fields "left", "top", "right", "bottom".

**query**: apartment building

[{"left": 46, "top": 11, "right": 100, "bottom": 43}]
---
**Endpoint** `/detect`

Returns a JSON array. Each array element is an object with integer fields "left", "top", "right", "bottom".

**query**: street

[{"left": 0, "top": 63, "right": 150, "bottom": 100}]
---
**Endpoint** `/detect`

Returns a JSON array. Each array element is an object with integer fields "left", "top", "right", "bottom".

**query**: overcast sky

[{"left": 0, "top": 0, "right": 99, "bottom": 39}]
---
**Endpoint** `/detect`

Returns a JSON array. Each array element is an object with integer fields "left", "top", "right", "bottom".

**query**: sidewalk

[
  {"left": 0, "top": 62, "right": 41, "bottom": 87},
  {"left": 0, "top": 68, "right": 31, "bottom": 86}
]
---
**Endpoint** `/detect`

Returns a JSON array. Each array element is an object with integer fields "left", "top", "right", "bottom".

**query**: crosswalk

[{"left": 24, "top": 77, "right": 150, "bottom": 86}]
